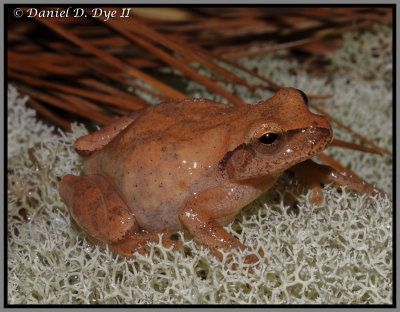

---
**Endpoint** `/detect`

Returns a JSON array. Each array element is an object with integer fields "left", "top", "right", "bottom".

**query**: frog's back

[
  {"left": 136, "top": 98, "right": 238, "bottom": 140},
  {"left": 83, "top": 99, "right": 247, "bottom": 231}
]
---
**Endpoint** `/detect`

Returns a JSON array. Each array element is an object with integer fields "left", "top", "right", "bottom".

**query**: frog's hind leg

[
  {"left": 74, "top": 110, "right": 144, "bottom": 156},
  {"left": 59, "top": 174, "right": 181, "bottom": 256}
]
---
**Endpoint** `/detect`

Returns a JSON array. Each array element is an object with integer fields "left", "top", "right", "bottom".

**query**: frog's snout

[{"left": 312, "top": 113, "right": 333, "bottom": 144}]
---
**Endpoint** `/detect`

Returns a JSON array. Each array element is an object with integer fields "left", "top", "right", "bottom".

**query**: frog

[{"left": 59, "top": 87, "right": 370, "bottom": 263}]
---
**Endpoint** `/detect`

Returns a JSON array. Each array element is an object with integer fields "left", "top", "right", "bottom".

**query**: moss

[{"left": 7, "top": 24, "right": 392, "bottom": 304}]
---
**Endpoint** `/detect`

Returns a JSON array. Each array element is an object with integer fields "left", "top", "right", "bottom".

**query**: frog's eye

[
  {"left": 251, "top": 125, "right": 285, "bottom": 155},
  {"left": 296, "top": 89, "right": 309, "bottom": 107},
  {"left": 259, "top": 132, "right": 279, "bottom": 145}
]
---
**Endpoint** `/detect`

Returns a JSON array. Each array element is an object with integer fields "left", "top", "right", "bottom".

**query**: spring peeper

[{"left": 60, "top": 88, "right": 336, "bottom": 261}]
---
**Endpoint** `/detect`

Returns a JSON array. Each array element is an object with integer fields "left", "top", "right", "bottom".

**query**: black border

[{"left": 4, "top": 3, "right": 396, "bottom": 308}]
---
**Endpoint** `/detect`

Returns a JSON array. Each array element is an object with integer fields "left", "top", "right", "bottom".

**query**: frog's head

[{"left": 221, "top": 88, "right": 333, "bottom": 180}]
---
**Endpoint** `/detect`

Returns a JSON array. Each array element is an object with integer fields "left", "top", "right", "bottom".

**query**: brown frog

[{"left": 59, "top": 88, "right": 363, "bottom": 262}]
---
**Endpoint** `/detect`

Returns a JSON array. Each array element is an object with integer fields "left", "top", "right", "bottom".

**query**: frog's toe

[
  {"left": 290, "top": 159, "right": 385, "bottom": 201},
  {"left": 162, "top": 236, "right": 183, "bottom": 251},
  {"left": 109, "top": 232, "right": 183, "bottom": 256}
]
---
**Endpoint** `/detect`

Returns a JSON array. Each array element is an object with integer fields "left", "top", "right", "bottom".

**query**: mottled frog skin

[{"left": 60, "top": 88, "right": 333, "bottom": 262}]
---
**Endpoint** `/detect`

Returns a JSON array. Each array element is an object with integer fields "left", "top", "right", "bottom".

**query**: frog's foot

[
  {"left": 179, "top": 202, "right": 261, "bottom": 266},
  {"left": 107, "top": 231, "right": 182, "bottom": 256},
  {"left": 289, "top": 159, "right": 383, "bottom": 204},
  {"left": 59, "top": 174, "right": 181, "bottom": 256}
]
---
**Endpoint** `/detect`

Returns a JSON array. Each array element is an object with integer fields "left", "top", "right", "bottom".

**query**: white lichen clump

[{"left": 8, "top": 24, "right": 392, "bottom": 304}]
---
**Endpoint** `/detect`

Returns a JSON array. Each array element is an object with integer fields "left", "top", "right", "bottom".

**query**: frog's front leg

[
  {"left": 178, "top": 187, "right": 263, "bottom": 264},
  {"left": 59, "top": 174, "right": 181, "bottom": 255}
]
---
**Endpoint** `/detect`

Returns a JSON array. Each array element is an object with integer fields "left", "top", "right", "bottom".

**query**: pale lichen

[{"left": 7, "top": 24, "right": 392, "bottom": 304}]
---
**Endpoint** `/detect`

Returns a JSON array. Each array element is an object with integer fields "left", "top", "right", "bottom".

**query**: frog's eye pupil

[
  {"left": 259, "top": 132, "right": 278, "bottom": 145},
  {"left": 296, "top": 89, "right": 309, "bottom": 107}
]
